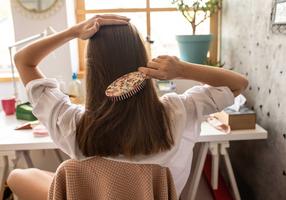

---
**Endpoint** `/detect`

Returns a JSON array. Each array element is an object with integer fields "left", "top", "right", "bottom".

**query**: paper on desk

[
  {"left": 207, "top": 116, "right": 231, "bottom": 133},
  {"left": 15, "top": 121, "right": 39, "bottom": 130},
  {"left": 227, "top": 94, "right": 246, "bottom": 112}
]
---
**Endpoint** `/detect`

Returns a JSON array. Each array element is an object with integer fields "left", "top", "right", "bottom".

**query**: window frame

[{"left": 76, "top": 0, "right": 221, "bottom": 77}]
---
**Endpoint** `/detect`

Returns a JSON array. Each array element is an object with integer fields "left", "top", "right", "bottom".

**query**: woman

[{"left": 7, "top": 14, "right": 248, "bottom": 200}]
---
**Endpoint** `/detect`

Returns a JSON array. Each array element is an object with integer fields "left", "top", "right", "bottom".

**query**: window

[
  {"left": 0, "top": 1, "right": 15, "bottom": 73},
  {"left": 76, "top": 0, "right": 219, "bottom": 72}
]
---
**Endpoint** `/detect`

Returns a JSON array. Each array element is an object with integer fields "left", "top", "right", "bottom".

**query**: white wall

[
  {"left": 221, "top": 0, "right": 286, "bottom": 199},
  {"left": 0, "top": 81, "right": 26, "bottom": 111},
  {"left": 11, "top": 0, "right": 77, "bottom": 85},
  {"left": 0, "top": 0, "right": 78, "bottom": 103}
]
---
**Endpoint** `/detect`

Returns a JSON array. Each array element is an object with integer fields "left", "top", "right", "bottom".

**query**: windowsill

[
  {"left": 0, "top": 72, "right": 19, "bottom": 83},
  {"left": 78, "top": 70, "right": 85, "bottom": 79},
  {"left": 0, "top": 70, "right": 84, "bottom": 83}
]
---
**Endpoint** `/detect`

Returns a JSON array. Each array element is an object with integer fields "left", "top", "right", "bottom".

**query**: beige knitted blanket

[{"left": 48, "top": 157, "right": 177, "bottom": 200}]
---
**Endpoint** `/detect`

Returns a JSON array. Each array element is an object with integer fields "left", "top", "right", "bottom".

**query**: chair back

[{"left": 48, "top": 157, "right": 177, "bottom": 200}]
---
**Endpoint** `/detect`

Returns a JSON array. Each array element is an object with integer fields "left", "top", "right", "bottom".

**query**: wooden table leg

[{"left": 187, "top": 142, "right": 209, "bottom": 200}]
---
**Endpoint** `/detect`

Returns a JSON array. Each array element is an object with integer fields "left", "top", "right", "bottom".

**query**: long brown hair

[{"left": 76, "top": 24, "right": 173, "bottom": 158}]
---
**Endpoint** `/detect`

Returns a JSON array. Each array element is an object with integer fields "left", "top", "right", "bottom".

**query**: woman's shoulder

[
  {"left": 159, "top": 91, "right": 196, "bottom": 116},
  {"left": 159, "top": 92, "right": 185, "bottom": 109}
]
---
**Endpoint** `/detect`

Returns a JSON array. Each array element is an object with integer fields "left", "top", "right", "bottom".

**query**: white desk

[
  {"left": 0, "top": 113, "right": 56, "bottom": 151},
  {"left": 0, "top": 112, "right": 58, "bottom": 198},
  {"left": 186, "top": 122, "right": 268, "bottom": 200},
  {"left": 0, "top": 113, "right": 268, "bottom": 200},
  {"left": 199, "top": 122, "right": 267, "bottom": 142}
]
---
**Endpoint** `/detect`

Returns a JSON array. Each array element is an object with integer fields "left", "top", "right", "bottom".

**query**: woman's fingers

[
  {"left": 87, "top": 22, "right": 99, "bottom": 34},
  {"left": 147, "top": 61, "right": 161, "bottom": 69},
  {"left": 173, "top": 56, "right": 179, "bottom": 61},
  {"left": 138, "top": 67, "right": 166, "bottom": 80},
  {"left": 90, "top": 14, "right": 129, "bottom": 22},
  {"left": 141, "top": 55, "right": 181, "bottom": 79},
  {"left": 97, "top": 18, "right": 129, "bottom": 26},
  {"left": 151, "top": 57, "right": 163, "bottom": 63},
  {"left": 98, "top": 14, "right": 130, "bottom": 21},
  {"left": 157, "top": 55, "right": 170, "bottom": 59},
  {"left": 74, "top": 14, "right": 130, "bottom": 40},
  {"left": 89, "top": 14, "right": 130, "bottom": 27},
  {"left": 138, "top": 56, "right": 173, "bottom": 79}
]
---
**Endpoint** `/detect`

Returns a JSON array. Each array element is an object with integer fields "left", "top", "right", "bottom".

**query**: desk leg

[
  {"left": 220, "top": 142, "right": 241, "bottom": 200},
  {"left": 0, "top": 151, "right": 16, "bottom": 200},
  {"left": 209, "top": 142, "right": 219, "bottom": 190},
  {"left": 22, "top": 150, "right": 34, "bottom": 168},
  {"left": 187, "top": 142, "right": 209, "bottom": 200},
  {"left": 0, "top": 156, "right": 8, "bottom": 199},
  {"left": 54, "top": 150, "right": 64, "bottom": 164}
]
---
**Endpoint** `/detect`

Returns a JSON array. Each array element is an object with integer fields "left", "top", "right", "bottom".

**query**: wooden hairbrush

[{"left": 105, "top": 71, "right": 147, "bottom": 101}]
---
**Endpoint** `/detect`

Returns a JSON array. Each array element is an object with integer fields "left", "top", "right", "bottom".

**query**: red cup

[{"left": 1, "top": 97, "right": 16, "bottom": 115}]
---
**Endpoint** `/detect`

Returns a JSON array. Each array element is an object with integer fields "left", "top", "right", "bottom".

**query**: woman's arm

[
  {"left": 139, "top": 56, "right": 248, "bottom": 96},
  {"left": 14, "top": 15, "right": 129, "bottom": 86}
]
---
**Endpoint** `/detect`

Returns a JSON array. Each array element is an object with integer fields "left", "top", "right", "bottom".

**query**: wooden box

[{"left": 213, "top": 107, "right": 256, "bottom": 130}]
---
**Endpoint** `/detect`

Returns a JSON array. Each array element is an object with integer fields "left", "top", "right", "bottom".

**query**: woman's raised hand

[
  {"left": 71, "top": 14, "right": 130, "bottom": 40},
  {"left": 138, "top": 55, "right": 183, "bottom": 80}
]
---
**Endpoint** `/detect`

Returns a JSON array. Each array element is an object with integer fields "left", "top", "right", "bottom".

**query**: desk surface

[
  {"left": 0, "top": 112, "right": 56, "bottom": 151},
  {"left": 0, "top": 112, "right": 268, "bottom": 151},
  {"left": 199, "top": 122, "right": 267, "bottom": 142}
]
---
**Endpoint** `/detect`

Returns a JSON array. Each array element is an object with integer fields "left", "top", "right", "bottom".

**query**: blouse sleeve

[
  {"left": 178, "top": 85, "right": 235, "bottom": 139},
  {"left": 26, "top": 78, "right": 84, "bottom": 159},
  {"left": 160, "top": 85, "right": 234, "bottom": 143},
  {"left": 179, "top": 84, "right": 235, "bottom": 118}
]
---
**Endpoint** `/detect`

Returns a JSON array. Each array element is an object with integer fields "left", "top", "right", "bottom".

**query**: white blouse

[{"left": 26, "top": 78, "right": 234, "bottom": 196}]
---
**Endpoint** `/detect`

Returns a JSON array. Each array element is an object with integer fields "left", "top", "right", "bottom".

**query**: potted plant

[{"left": 172, "top": 0, "right": 222, "bottom": 64}]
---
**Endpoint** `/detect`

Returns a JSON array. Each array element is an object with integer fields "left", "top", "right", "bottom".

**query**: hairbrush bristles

[{"left": 105, "top": 71, "right": 147, "bottom": 102}]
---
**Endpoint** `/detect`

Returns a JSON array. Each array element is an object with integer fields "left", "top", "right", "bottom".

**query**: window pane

[
  {"left": 0, "top": 1, "right": 14, "bottom": 69},
  {"left": 150, "top": 0, "right": 175, "bottom": 8},
  {"left": 85, "top": 0, "right": 146, "bottom": 10},
  {"left": 86, "top": 13, "right": 147, "bottom": 37},
  {"left": 150, "top": 11, "right": 210, "bottom": 57}
]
